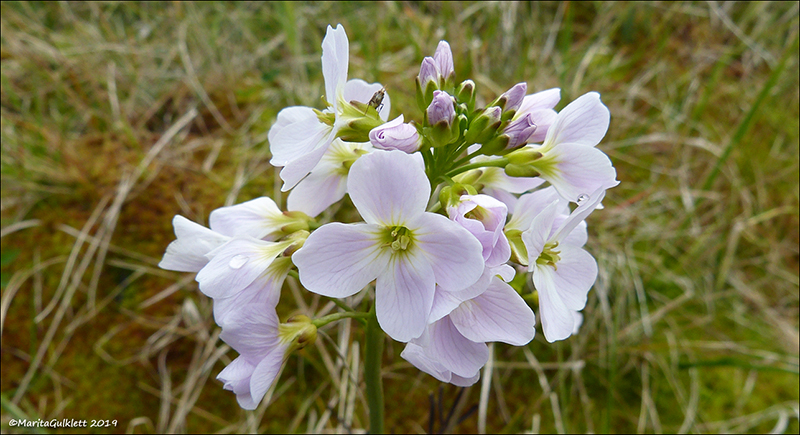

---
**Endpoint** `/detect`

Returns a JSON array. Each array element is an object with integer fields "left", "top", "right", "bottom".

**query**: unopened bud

[
  {"left": 464, "top": 106, "right": 502, "bottom": 145},
  {"left": 502, "top": 113, "right": 538, "bottom": 150},
  {"left": 499, "top": 82, "right": 527, "bottom": 112},
  {"left": 418, "top": 57, "right": 438, "bottom": 87},
  {"left": 369, "top": 115, "right": 420, "bottom": 153},
  {"left": 456, "top": 79, "right": 476, "bottom": 109},
  {"left": 427, "top": 91, "right": 456, "bottom": 127},
  {"left": 433, "top": 41, "right": 454, "bottom": 84}
]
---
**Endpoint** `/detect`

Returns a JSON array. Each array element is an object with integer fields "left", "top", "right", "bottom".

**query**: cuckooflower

[
  {"left": 522, "top": 187, "right": 608, "bottom": 342},
  {"left": 268, "top": 25, "right": 389, "bottom": 191},
  {"left": 509, "top": 92, "right": 617, "bottom": 203},
  {"left": 293, "top": 150, "right": 485, "bottom": 342},
  {"left": 504, "top": 186, "right": 588, "bottom": 264},
  {"left": 217, "top": 307, "right": 316, "bottom": 410},
  {"left": 514, "top": 88, "right": 561, "bottom": 144},
  {"left": 418, "top": 41, "right": 454, "bottom": 88}
]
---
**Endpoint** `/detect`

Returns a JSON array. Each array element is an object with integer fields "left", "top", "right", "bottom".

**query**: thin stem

[
  {"left": 451, "top": 147, "right": 484, "bottom": 169},
  {"left": 444, "top": 157, "right": 508, "bottom": 178},
  {"left": 364, "top": 308, "right": 385, "bottom": 434},
  {"left": 311, "top": 311, "right": 369, "bottom": 328}
]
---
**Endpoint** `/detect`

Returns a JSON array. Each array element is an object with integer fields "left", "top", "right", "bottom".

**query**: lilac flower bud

[
  {"left": 502, "top": 113, "right": 538, "bottom": 149},
  {"left": 418, "top": 57, "right": 438, "bottom": 86},
  {"left": 433, "top": 41, "right": 454, "bottom": 81},
  {"left": 427, "top": 90, "right": 456, "bottom": 126},
  {"left": 369, "top": 115, "right": 420, "bottom": 153},
  {"left": 500, "top": 82, "right": 527, "bottom": 112}
]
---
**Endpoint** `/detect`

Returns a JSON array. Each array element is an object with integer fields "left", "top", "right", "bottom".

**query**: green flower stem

[
  {"left": 311, "top": 311, "right": 369, "bottom": 328},
  {"left": 445, "top": 157, "right": 509, "bottom": 178},
  {"left": 451, "top": 147, "right": 485, "bottom": 169},
  {"left": 364, "top": 308, "right": 385, "bottom": 434}
]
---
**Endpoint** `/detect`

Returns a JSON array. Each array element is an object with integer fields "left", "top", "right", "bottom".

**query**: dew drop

[
  {"left": 229, "top": 254, "right": 249, "bottom": 269},
  {"left": 576, "top": 193, "right": 590, "bottom": 204}
]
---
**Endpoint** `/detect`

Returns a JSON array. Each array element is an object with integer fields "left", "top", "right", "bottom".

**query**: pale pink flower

[
  {"left": 293, "top": 150, "right": 485, "bottom": 342},
  {"left": 522, "top": 187, "right": 608, "bottom": 342},
  {"left": 268, "top": 25, "right": 390, "bottom": 191},
  {"left": 530, "top": 92, "right": 618, "bottom": 202}
]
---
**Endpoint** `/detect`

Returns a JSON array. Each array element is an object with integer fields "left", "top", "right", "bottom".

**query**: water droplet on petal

[
  {"left": 576, "top": 193, "right": 590, "bottom": 204},
  {"left": 229, "top": 254, "right": 249, "bottom": 269}
]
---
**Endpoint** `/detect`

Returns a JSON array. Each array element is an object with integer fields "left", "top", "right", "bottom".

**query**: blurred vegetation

[{"left": 1, "top": 1, "right": 798, "bottom": 433}]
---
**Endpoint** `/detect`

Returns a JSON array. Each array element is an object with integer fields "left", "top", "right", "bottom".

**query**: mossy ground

[{"left": 2, "top": 2, "right": 798, "bottom": 433}]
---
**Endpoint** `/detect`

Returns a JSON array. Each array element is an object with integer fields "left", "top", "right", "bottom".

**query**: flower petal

[
  {"left": 196, "top": 237, "right": 291, "bottom": 299},
  {"left": 400, "top": 341, "right": 453, "bottom": 383},
  {"left": 551, "top": 186, "right": 609, "bottom": 243},
  {"left": 429, "top": 286, "right": 465, "bottom": 323},
  {"left": 375, "top": 251, "right": 436, "bottom": 342},
  {"left": 287, "top": 163, "right": 347, "bottom": 218},
  {"left": 213, "top": 257, "right": 293, "bottom": 327},
  {"left": 269, "top": 106, "right": 332, "bottom": 166},
  {"left": 247, "top": 345, "right": 287, "bottom": 410},
  {"left": 518, "top": 88, "right": 561, "bottom": 114},
  {"left": 347, "top": 150, "right": 428, "bottom": 226},
  {"left": 543, "top": 92, "right": 609, "bottom": 148},
  {"left": 427, "top": 317, "right": 489, "bottom": 378},
  {"left": 322, "top": 24, "right": 349, "bottom": 111},
  {"left": 540, "top": 144, "right": 618, "bottom": 204},
  {"left": 450, "top": 277, "right": 535, "bottom": 346},
  {"left": 521, "top": 200, "right": 562, "bottom": 268},
  {"left": 209, "top": 197, "right": 285, "bottom": 240},
  {"left": 412, "top": 212, "right": 485, "bottom": 292},
  {"left": 294, "top": 223, "right": 389, "bottom": 298},
  {"left": 278, "top": 134, "right": 334, "bottom": 192},
  {"left": 543, "top": 245, "right": 597, "bottom": 311},
  {"left": 159, "top": 215, "right": 230, "bottom": 272},
  {"left": 218, "top": 357, "right": 258, "bottom": 409},
  {"left": 506, "top": 187, "right": 563, "bottom": 232},
  {"left": 533, "top": 264, "right": 576, "bottom": 342},
  {"left": 218, "top": 305, "right": 282, "bottom": 359}
]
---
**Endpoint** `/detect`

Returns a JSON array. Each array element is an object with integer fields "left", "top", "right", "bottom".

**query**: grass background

[{"left": 1, "top": 1, "right": 798, "bottom": 433}]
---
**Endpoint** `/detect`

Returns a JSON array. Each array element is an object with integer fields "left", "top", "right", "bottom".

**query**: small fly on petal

[{"left": 366, "top": 87, "right": 386, "bottom": 114}]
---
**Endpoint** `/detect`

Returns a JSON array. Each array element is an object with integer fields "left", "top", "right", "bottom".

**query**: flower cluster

[{"left": 160, "top": 24, "right": 618, "bottom": 410}]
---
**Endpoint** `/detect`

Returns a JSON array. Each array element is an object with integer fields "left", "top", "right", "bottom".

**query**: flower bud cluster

[{"left": 159, "top": 23, "right": 620, "bottom": 410}]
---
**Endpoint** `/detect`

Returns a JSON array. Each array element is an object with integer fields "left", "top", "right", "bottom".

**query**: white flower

[
  {"left": 522, "top": 187, "right": 608, "bottom": 342},
  {"left": 217, "top": 307, "right": 316, "bottom": 410},
  {"left": 529, "top": 92, "right": 618, "bottom": 202},
  {"left": 268, "top": 25, "right": 389, "bottom": 191},
  {"left": 292, "top": 150, "right": 485, "bottom": 342}
]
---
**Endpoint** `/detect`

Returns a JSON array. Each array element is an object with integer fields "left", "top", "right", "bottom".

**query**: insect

[{"left": 366, "top": 87, "right": 386, "bottom": 114}]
